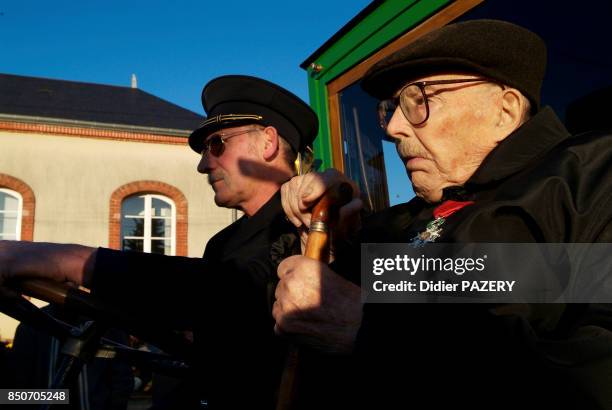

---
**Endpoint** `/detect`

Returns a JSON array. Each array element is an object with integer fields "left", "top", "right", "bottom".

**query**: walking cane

[{"left": 276, "top": 182, "right": 353, "bottom": 410}]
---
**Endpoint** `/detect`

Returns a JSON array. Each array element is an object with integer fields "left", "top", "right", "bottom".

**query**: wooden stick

[{"left": 276, "top": 182, "right": 353, "bottom": 410}]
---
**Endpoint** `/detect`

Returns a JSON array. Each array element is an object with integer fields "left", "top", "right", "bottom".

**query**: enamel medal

[
  {"left": 410, "top": 200, "right": 474, "bottom": 247},
  {"left": 411, "top": 217, "right": 445, "bottom": 247}
]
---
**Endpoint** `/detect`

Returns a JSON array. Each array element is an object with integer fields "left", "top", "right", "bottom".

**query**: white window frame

[
  {"left": 122, "top": 194, "right": 176, "bottom": 255},
  {"left": 0, "top": 188, "right": 22, "bottom": 241}
]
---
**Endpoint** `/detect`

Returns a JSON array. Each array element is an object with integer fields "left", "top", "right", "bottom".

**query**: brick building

[{"left": 0, "top": 73, "right": 234, "bottom": 341}]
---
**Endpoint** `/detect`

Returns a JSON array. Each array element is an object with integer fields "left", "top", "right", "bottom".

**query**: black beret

[
  {"left": 361, "top": 19, "right": 547, "bottom": 110},
  {"left": 188, "top": 75, "right": 318, "bottom": 154}
]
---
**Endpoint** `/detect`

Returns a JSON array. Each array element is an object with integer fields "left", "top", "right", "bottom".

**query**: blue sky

[
  {"left": 0, "top": 1, "right": 371, "bottom": 113},
  {"left": 0, "top": 0, "right": 413, "bottom": 204}
]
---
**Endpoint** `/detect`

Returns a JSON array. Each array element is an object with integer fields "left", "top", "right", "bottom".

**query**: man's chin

[
  {"left": 414, "top": 191, "right": 443, "bottom": 204},
  {"left": 411, "top": 180, "right": 444, "bottom": 203},
  {"left": 213, "top": 195, "right": 229, "bottom": 208}
]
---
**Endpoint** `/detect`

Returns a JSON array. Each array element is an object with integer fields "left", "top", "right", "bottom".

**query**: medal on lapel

[{"left": 410, "top": 200, "right": 474, "bottom": 247}]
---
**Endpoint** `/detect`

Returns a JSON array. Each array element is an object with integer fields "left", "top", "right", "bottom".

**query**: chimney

[{"left": 131, "top": 74, "right": 138, "bottom": 89}]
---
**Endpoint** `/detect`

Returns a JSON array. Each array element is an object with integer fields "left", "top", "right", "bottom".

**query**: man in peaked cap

[
  {"left": 0, "top": 75, "right": 320, "bottom": 408},
  {"left": 189, "top": 75, "right": 318, "bottom": 215},
  {"left": 273, "top": 19, "right": 612, "bottom": 408}
]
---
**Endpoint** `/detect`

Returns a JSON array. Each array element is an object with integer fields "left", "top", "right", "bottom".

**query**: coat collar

[
  {"left": 240, "top": 190, "right": 284, "bottom": 234},
  {"left": 465, "top": 106, "right": 571, "bottom": 187},
  {"left": 222, "top": 190, "right": 284, "bottom": 252}
]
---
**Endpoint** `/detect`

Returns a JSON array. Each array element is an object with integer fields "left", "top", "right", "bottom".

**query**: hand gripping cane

[{"left": 276, "top": 182, "right": 353, "bottom": 410}]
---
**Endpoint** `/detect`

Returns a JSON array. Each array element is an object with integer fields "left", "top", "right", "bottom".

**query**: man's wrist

[{"left": 80, "top": 246, "right": 98, "bottom": 288}]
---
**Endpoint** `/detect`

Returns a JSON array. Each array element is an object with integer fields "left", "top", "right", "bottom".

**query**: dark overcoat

[
  {"left": 93, "top": 191, "right": 299, "bottom": 409},
  {"left": 344, "top": 107, "right": 612, "bottom": 409}
]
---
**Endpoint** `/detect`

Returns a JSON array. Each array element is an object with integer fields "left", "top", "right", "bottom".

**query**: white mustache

[{"left": 396, "top": 141, "right": 429, "bottom": 160}]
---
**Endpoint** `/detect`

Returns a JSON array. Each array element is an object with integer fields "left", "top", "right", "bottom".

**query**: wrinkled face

[
  {"left": 385, "top": 73, "right": 504, "bottom": 203},
  {"left": 197, "top": 125, "right": 262, "bottom": 210}
]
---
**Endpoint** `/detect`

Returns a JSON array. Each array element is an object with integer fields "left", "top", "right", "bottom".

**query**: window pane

[
  {"left": 122, "top": 196, "right": 145, "bottom": 216},
  {"left": 122, "top": 238, "right": 144, "bottom": 252},
  {"left": 151, "top": 218, "right": 171, "bottom": 238},
  {"left": 151, "top": 239, "right": 171, "bottom": 255},
  {"left": 382, "top": 140, "right": 414, "bottom": 205},
  {"left": 120, "top": 193, "right": 175, "bottom": 255},
  {"left": 121, "top": 216, "right": 144, "bottom": 237},
  {"left": 151, "top": 198, "right": 172, "bottom": 217},
  {"left": 0, "top": 215, "right": 18, "bottom": 235},
  {"left": 0, "top": 192, "right": 19, "bottom": 212},
  {"left": 0, "top": 233, "right": 16, "bottom": 240},
  {"left": 338, "top": 82, "right": 414, "bottom": 212}
]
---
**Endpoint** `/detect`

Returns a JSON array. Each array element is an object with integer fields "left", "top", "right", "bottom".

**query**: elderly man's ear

[
  {"left": 261, "top": 126, "right": 280, "bottom": 160},
  {"left": 498, "top": 87, "right": 529, "bottom": 133}
]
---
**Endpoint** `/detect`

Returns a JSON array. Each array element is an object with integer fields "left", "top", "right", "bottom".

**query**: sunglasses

[{"left": 201, "top": 128, "right": 259, "bottom": 157}]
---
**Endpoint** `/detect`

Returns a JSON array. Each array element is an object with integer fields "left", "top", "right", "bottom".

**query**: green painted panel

[
  {"left": 307, "top": 77, "right": 333, "bottom": 170},
  {"left": 312, "top": 0, "right": 418, "bottom": 78},
  {"left": 305, "top": 0, "right": 453, "bottom": 169},
  {"left": 319, "top": 0, "right": 449, "bottom": 82}
]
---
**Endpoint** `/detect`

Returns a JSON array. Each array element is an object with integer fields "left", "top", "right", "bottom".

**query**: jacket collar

[
  {"left": 223, "top": 190, "right": 283, "bottom": 252},
  {"left": 241, "top": 190, "right": 283, "bottom": 232},
  {"left": 465, "top": 106, "right": 571, "bottom": 187}
]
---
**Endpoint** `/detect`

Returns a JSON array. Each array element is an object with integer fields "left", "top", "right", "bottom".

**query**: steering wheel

[{"left": 1, "top": 278, "right": 193, "bottom": 410}]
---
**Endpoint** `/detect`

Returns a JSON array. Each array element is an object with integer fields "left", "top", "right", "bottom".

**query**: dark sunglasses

[{"left": 201, "top": 128, "right": 259, "bottom": 157}]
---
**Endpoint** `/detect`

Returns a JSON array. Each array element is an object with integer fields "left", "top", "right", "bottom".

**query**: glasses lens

[
  {"left": 377, "top": 99, "right": 397, "bottom": 129},
  {"left": 400, "top": 84, "right": 428, "bottom": 125},
  {"left": 203, "top": 135, "right": 225, "bottom": 157}
]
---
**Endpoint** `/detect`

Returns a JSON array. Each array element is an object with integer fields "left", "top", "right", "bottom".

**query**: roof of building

[{"left": 0, "top": 73, "right": 203, "bottom": 131}]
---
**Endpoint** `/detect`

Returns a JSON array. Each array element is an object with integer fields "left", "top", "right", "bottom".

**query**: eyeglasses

[
  {"left": 201, "top": 128, "right": 259, "bottom": 157},
  {"left": 377, "top": 78, "right": 494, "bottom": 128}
]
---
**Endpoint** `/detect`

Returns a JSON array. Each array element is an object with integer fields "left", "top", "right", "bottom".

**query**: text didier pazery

[{"left": 371, "top": 255, "right": 516, "bottom": 293}]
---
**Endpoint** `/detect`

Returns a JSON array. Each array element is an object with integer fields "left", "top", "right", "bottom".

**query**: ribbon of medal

[{"left": 410, "top": 200, "right": 474, "bottom": 247}]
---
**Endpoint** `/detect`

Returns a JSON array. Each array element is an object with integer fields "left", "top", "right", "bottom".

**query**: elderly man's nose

[{"left": 386, "top": 108, "right": 406, "bottom": 138}]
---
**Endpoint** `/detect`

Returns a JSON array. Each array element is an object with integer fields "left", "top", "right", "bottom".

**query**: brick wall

[{"left": 0, "top": 121, "right": 187, "bottom": 145}]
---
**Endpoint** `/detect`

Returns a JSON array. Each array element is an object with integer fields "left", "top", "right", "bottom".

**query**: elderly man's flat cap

[
  {"left": 362, "top": 19, "right": 547, "bottom": 109},
  {"left": 188, "top": 75, "right": 318, "bottom": 154}
]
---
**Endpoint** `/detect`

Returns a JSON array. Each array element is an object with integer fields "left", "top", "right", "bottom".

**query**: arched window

[
  {"left": 0, "top": 188, "right": 22, "bottom": 240},
  {"left": 0, "top": 174, "right": 35, "bottom": 241},
  {"left": 121, "top": 194, "right": 176, "bottom": 255},
  {"left": 109, "top": 181, "right": 187, "bottom": 255}
]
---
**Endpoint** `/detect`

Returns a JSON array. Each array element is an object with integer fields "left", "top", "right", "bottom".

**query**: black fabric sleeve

[{"left": 91, "top": 248, "right": 259, "bottom": 330}]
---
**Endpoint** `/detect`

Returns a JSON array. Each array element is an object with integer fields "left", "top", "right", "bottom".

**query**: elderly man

[
  {"left": 0, "top": 75, "right": 318, "bottom": 408},
  {"left": 274, "top": 20, "right": 612, "bottom": 409}
]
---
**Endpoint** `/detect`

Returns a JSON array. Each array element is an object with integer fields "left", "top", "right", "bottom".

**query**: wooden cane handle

[
  {"left": 309, "top": 182, "right": 353, "bottom": 226},
  {"left": 276, "top": 181, "right": 353, "bottom": 410},
  {"left": 303, "top": 182, "right": 353, "bottom": 260}
]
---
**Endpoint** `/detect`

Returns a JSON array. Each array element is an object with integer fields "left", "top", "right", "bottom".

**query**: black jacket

[
  {"left": 346, "top": 107, "right": 612, "bottom": 409},
  {"left": 93, "top": 191, "right": 299, "bottom": 409}
]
